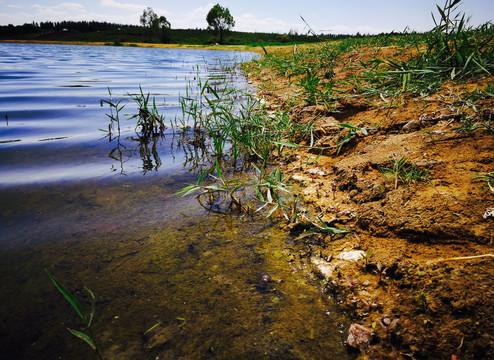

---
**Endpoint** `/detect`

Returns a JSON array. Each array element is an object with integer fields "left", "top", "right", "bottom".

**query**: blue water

[{"left": 0, "top": 43, "right": 256, "bottom": 185}]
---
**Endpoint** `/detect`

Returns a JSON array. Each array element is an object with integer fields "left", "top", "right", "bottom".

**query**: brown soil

[{"left": 247, "top": 46, "right": 493, "bottom": 360}]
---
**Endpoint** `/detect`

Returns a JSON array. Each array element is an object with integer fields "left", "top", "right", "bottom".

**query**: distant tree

[
  {"left": 140, "top": 7, "right": 158, "bottom": 41},
  {"left": 140, "top": 7, "right": 171, "bottom": 43},
  {"left": 206, "top": 4, "right": 235, "bottom": 44},
  {"left": 158, "top": 16, "right": 171, "bottom": 43}
]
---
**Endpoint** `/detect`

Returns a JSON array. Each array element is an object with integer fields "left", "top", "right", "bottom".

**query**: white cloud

[
  {"left": 99, "top": 0, "right": 142, "bottom": 12},
  {"left": 234, "top": 13, "right": 301, "bottom": 33},
  {"left": 100, "top": 0, "right": 173, "bottom": 22},
  {"left": 30, "top": 2, "right": 89, "bottom": 21},
  {"left": 58, "top": 2, "right": 85, "bottom": 12},
  {"left": 168, "top": 4, "right": 213, "bottom": 29}
]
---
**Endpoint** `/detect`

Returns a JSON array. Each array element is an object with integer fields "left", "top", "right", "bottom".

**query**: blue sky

[{"left": 1, "top": 0, "right": 492, "bottom": 34}]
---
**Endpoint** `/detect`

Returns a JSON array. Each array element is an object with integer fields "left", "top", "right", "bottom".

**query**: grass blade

[
  {"left": 46, "top": 270, "right": 87, "bottom": 324},
  {"left": 85, "top": 287, "right": 96, "bottom": 328},
  {"left": 68, "top": 329, "right": 97, "bottom": 350}
]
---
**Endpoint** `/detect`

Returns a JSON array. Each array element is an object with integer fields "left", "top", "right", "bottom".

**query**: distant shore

[{"left": 0, "top": 39, "right": 266, "bottom": 54}]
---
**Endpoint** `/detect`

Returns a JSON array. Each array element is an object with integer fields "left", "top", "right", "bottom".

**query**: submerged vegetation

[{"left": 46, "top": 271, "right": 103, "bottom": 360}]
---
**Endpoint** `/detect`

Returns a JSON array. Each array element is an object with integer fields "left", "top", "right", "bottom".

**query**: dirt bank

[{"left": 247, "top": 45, "right": 493, "bottom": 360}]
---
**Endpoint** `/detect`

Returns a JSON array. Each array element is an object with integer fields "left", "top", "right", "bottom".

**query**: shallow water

[
  {"left": 0, "top": 43, "right": 250, "bottom": 184},
  {"left": 0, "top": 43, "right": 354, "bottom": 359}
]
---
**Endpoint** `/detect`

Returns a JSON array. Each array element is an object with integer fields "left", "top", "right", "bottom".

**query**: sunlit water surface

[{"left": 0, "top": 43, "right": 353, "bottom": 359}]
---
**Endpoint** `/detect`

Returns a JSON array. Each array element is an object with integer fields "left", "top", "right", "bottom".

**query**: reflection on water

[{"left": 0, "top": 43, "right": 354, "bottom": 359}]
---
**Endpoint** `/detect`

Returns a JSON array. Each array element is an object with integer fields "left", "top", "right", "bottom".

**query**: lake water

[
  {"left": 0, "top": 42, "right": 254, "bottom": 184},
  {"left": 0, "top": 43, "right": 353, "bottom": 359}
]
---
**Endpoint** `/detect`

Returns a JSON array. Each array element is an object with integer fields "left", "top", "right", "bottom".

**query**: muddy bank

[{"left": 246, "top": 46, "right": 493, "bottom": 360}]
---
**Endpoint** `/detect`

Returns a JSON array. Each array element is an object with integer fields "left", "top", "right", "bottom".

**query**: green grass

[
  {"left": 46, "top": 270, "right": 103, "bottom": 359},
  {"left": 247, "top": 1, "right": 493, "bottom": 103},
  {"left": 380, "top": 156, "right": 429, "bottom": 189},
  {"left": 474, "top": 171, "right": 494, "bottom": 193}
]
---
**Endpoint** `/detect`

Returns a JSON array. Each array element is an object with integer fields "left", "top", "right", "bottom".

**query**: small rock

[
  {"left": 337, "top": 250, "right": 365, "bottom": 261},
  {"left": 312, "top": 257, "right": 337, "bottom": 277},
  {"left": 291, "top": 174, "right": 311, "bottom": 182},
  {"left": 307, "top": 167, "right": 326, "bottom": 176},
  {"left": 402, "top": 119, "right": 421, "bottom": 132},
  {"left": 347, "top": 323, "right": 373, "bottom": 349},
  {"left": 256, "top": 273, "right": 272, "bottom": 292}
]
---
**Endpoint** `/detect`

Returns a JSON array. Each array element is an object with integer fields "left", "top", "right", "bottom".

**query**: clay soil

[{"left": 247, "top": 45, "right": 493, "bottom": 360}]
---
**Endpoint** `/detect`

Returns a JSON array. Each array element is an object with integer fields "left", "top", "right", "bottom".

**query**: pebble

[
  {"left": 402, "top": 119, "right": 421, "bottom": 132},
  {"left": 347, "top": 323, "right": 373, "bottom": 349},
  {"left": 337, "top": 250, "right": 365, "bottom": 261}
]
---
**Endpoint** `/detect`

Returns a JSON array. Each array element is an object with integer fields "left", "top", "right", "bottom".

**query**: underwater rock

[
  {"left": 346, "top": 323, "right": 373, "bottom": 349},
  {"left": 256, "top": 273, "right": 272, "bottom": 292}
]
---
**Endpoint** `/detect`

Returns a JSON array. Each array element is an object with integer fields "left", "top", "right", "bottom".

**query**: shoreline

[
  {"left": 244, "top": 41, "right": 494, "bottom": 360},
  {"left": 0, "top": 39, "right": 266, "bottom": 54}
]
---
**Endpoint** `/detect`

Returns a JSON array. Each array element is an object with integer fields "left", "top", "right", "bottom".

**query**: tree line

[
  {"left": 0, "top": 3, "right": 326, "bottom": 45},
  {"left": 1, "top": 4, "right": 240, "bottom": 45},
  {"left": 0, "top": 20, "right": 137, "bottom": 36}
]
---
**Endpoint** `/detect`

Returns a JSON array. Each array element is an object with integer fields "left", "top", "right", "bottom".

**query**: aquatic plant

[
  {"left": 250, "top": 164, "right": 295, "bottom": 219},
  {"left": 101, "top": 87, "right": 167, "bottom": 174},
  {"left": 177, "top": 160, "right": 302, "bottom": 221},
  {"left": 100, "top": 87, "right": 125, "bottom": 140},
  {"left": 177, "top": 77, "right": 313, "bottom": 166},
  {"left": 296, "top": 217, "right": 350, "bottom": 240},
  {"left": 128, "top": 86, "right": 166, "bottom": 139},
  {"left": 102, "top": 86, "right": 167, "bottom": 140},
  {"left": 176, "top": 159, "right": 247, "bottom": 212},
  {"left": 45, "top": 270, "right": 103, "bottom": 360}
]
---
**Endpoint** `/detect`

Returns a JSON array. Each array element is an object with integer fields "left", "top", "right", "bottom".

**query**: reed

[{"left": 128, "top": 86, "right": 166, "bottom": 139}]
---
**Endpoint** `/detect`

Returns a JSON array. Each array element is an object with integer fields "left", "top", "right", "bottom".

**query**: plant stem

[{"left": 433, "top": 254, "right": 494, "bottom": 262}]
